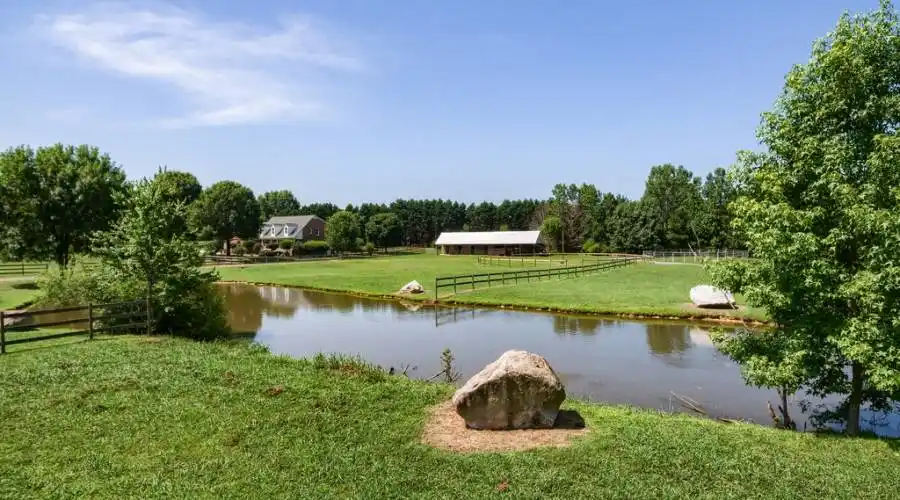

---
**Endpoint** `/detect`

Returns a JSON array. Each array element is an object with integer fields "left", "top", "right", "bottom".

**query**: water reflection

[{"left": 218, "top": 283, "right": 900, "bottom": 437}]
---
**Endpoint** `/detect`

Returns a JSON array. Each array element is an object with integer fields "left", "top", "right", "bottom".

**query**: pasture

[{"left": 215, "top": 253, "right": 764, "bottom": 321}]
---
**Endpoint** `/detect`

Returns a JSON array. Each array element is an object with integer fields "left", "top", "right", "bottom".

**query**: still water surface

[{"left": 222, "top": 283, "right": 899, "bottom": 435}]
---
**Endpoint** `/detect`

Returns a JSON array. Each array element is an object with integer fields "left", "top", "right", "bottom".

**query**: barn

[{"left": 434, "top": 231, "right": 544, "bottom": 256}]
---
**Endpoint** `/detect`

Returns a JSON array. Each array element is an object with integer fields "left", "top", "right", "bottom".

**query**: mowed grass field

[
  {"left": 215, "top": 254, "right": 765, "bottom": 321},
  {"left": 1, "top": 336, "right": 897, "bottom": 499},
  {"left": 0, "top": 279, "right": 40, "bottom": 310}
]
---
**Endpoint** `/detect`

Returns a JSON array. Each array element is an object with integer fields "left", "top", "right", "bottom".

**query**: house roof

[
  {"left": 435, "top": 230, "right": 542, "bottom": 246},
  {"left": 263, "top": 215, "right": 323, "bottom": 227}
]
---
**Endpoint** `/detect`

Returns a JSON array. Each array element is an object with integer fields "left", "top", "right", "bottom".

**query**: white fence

[{"left": 642, "top": 249, "right": 749, "bottom": 263}]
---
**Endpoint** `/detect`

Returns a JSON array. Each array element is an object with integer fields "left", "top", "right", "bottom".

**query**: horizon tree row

[{"left": 0, "top": 146, "right": 743, "bottom": 263}]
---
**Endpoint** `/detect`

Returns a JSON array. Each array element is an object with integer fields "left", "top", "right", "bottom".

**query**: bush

[
  {"left": 251, "top": 242, "right": 262, "bottom": 255},
  {"left": 278, "top": 239, "right": 294, "bottom": 250},
  {"left": 582, "top": 239, "right": 599, "bottom": 254},
  {"left": 363, "top": 242, "right": 376, "bottom": 256},
  {"left": 292, "top": 240, "right": 305, "bottom": 254},
  {"left": 232, "top": 245, "right": 246, "bottom": 256},
  {"left": 302, "top": 240, "right": 329, "bottom": 255},
  {"left": 242, "top": 239, "right": 256, "bottom": 253}
]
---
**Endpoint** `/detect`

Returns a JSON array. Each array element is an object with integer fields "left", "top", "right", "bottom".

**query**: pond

[{"left": 221, "top": 283, "right": 900, "bottom": 436}]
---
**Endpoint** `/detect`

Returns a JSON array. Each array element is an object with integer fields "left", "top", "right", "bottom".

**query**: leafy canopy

[
  {"left": 190, "top": 181, "right": 260, "bottom": 248},
  {"left": 258, "top": 190, "right": 301, "bottom": 221},
  {"left": 710, "top": 0, "right": 900, "bottom": 434},
  {"left": 326, "top": 211, "right": 362, "bottom": 254},
  {"left": 0, "top": 144, "right": 127, "bottom": 266},
  {"left": 92, "top": 174, "right": 228, "bottom": 339}
]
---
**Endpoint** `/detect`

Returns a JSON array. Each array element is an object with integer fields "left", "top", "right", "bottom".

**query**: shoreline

[{"left": 217, "top": 279, "right": 770, "bottom": 327}]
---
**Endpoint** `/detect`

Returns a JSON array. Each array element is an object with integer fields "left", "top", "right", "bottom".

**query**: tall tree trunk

[{"left": 846, "top": 362, "right": 865, "bottom": 436}]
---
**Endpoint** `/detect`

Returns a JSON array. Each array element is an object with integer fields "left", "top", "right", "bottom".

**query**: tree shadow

[{"left": 10, "top": 282, "right": 38, "bottom": 290}]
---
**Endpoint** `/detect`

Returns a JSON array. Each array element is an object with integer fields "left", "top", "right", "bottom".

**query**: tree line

[{"left": 0, "top": 152, "right": 743, "bottom": 263}]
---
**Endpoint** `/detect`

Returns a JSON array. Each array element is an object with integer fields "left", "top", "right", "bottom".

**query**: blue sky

[{"left": 0, "top": 0, "right": 882, "bottom": 204}]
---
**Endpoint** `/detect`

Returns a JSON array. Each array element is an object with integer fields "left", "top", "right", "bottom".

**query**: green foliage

[
  {"left": 258, "top": 190, "right": 301, "bottom": 221},
  {"left": 365, "top": 212, "right": 401, "bottom": 250},
  {"left": 92, "top": 175, "right": 228, "bottom": 340},
  {"left": 540, "top": 216, "right": 562, "bottom": 252},
  {"left": 640, "top": 164, "right": 703, "bottom": 249},
  {"left": 251, "top": 242, "right": 262, "bottom": 255},
  {"left": 292, "top": 240, "right": 305, "bottom": 254},
  {"left": 189, "top": 181, "right": 260, "bottom": 254},
  {"left": 278, "top": 239, "right": 294, "bottom": 250},
  {"left": 326, "top": 211, "right": 362, "bottom": 254},
  {"left": 301, "top": 240, "right": 329, "bottom": 255},
  {"left": 709, "top": 0, "right": 900, "bottom": 435},
  {"left": 582, "top": 239, "right": 599, "bottom": 253},
  {"left": 363, "top": 241, "right": 376, "bottom": 256},
  {"left": 152, "top": 168, "right": 201, "bottom": 205},
  {"left": 242, "top": 239, "right": 256, "bottom": 253},
  {"left": 151, "top": 168, "right": 202, "bottom": 238},
  {"left": 0, "top": 144, "right": 127, "bottom": 266}
]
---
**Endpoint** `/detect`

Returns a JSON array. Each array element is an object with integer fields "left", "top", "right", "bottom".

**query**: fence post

[
  {"left": 1, "top": 311, "right": 5, "bottom": 354},
  {"left": 88, "top": 303, "right": 94, "bottom": 340},
  {"left": 21, "top": 261, "right": 25, "bottom": 276},
  {"left": 434, "top": 278, "right": 438, "bottom": 301},
  {"left": 472, "top": 273, "right": 476, "bottom": 290}
]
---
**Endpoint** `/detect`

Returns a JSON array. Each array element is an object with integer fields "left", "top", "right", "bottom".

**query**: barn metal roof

[{"left": 434, "top": 231, "right": 542, "bottom": 246}]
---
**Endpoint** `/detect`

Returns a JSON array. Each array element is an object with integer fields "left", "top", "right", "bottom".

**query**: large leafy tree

[
  {"left": 640, "top": 164, "right": 702, "bottom": 250},
  {"left": 710, "top": 0, "right": 900, "bottom": 435},
  {"left": 92, "top": 175, "right": 227, "bottom": 340},
  {"left": 190, "top": 181, "right": 260, "bottom": 255},
  {"left": 151, "top": 168, "right": 202, "bottom": 237},
  {"left": 699, "top": 167, "right": 740, "bottom": 249},
  {"left": 153, "top": 168, "right": 202, "bottom": 206},
  {"left": 258, "top": 190, "right": 301, "bottom": 221},
  {"left": 0, "top": 144, "right": 127, "bottom": 266},
  {"left": 365, "top": 212, "right": 401, "bottom": 251},
  {"left": 326, "top": 210, "right": 362, "bottom": 254}
]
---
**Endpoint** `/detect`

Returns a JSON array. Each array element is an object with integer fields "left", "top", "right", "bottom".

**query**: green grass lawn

[
  {"left": 0, "top": 279, "right": 40, "bottom": 310},
  {"left": 0, "top": 336, "right": 896, "bottom": 498},
  {"left": 216, "top": 254, "right": 764, "bottom": 321}
]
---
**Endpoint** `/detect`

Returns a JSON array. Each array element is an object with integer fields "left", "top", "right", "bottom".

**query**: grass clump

[{"left": 0, "top": 336, "right": 897, "bottom": 498}]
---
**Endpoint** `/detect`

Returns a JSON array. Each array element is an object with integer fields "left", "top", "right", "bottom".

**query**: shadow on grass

[
  {"left": 10, "top": 282, "right": 38, "bottom": 291},
  {"left": 555, "top": 409, "right": 586, "bottom": 429}
]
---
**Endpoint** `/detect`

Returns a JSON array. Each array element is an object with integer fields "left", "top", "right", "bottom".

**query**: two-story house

[{"left": 258, "top": 215, "right": 326, "bottom": 245}]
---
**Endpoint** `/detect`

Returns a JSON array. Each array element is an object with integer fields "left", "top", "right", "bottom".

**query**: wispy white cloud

[{"left": 34, "top": 2, "right": 364, "bottom": 127}]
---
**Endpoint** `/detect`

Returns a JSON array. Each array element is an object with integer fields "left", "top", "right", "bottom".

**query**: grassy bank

[
  {"left": 0, "top": 279, "right": 39, "bottom": 310},
  {"left": 0, "top": 336, "right": 896, "bottom": 498},
  {"left": 215, "top": 254, "right": 765, "bottom": 321}
]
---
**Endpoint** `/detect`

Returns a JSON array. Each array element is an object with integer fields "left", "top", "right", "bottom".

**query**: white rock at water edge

[
  {"left": 399, "top": 280, "right": 425, "bottom": 294},
  {"left": 690, "top": 284, "right": 736, "bottom": 308},
  {"left": 452, "top": 350, "right": 566, "bottom": 430}
]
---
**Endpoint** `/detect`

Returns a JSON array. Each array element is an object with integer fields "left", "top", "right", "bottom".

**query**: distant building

[
  {"left": 259, "top": 215, "right": 326, "bottom": 244},
  {"left": 435, "top": 230, "right": 544, "bottom": 256}
]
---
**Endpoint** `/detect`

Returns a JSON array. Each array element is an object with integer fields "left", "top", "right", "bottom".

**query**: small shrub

[
  {"left": 354, "top": 237, "right": 365, "bottom": 252},
  {"left": 242, "top": 239, "right": 256, "bottom": 253},
  {"left": 303, "top": 240, "right": 329, "bottom": 255},
  {"left": 292, "top": 240, "right": 305, "bottom": 254},
  {"left": 232, "top": 245, "right": 246, "bottom": 256},
  {"left": 251, "top": 242, "right": 262, "bottom": 255},
  {"left": 278, "top": 239, "right": 294, "bottom": 250},
  {"left": 363, "top": 242, "right": 376, "bottom": 256}
]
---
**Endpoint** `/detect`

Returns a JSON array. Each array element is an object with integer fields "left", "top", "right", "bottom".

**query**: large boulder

[
  {"left": 452, "top": 350, "right": 566, "bottom": 430},
  {"left": 690, "top": 284, "right": 736, "bottom": 309}
]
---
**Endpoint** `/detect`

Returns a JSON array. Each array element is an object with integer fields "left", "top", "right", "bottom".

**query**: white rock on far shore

[{"left": 690, "top": 285, "right": 736, "bottom": 308}]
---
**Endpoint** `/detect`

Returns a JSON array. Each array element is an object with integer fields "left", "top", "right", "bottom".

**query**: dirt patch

[{"left": 421, "top": 401, "right": 589, "bottom": 453}]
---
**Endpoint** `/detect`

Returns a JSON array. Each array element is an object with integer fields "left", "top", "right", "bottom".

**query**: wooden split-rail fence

[{"left": 0, "top": 299, "right": 150, "bottom": 354}]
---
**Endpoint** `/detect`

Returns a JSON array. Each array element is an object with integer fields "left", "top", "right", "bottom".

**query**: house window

[{"left": 314, "top": 227, "right": 320, "bottom": 236}]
